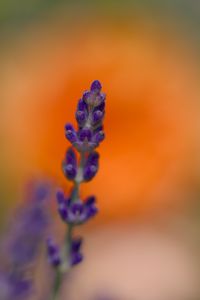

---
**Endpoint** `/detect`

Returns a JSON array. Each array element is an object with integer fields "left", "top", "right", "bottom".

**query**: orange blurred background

[
  {"left": 1, "top": 2, "right": 200, "bottom": 299},
  {"left": 1, "top": 7, "right": 200, "bottom": 223}
]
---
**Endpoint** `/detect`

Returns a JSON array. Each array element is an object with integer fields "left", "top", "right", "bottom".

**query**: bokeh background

[{"left": 1, "top": 1, "right": 200, "bottom": 299}]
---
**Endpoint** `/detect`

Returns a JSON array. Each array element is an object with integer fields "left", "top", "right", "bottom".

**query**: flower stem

[
  {"left": 51, "top": 270, "right": 63, "bottom": 300},
  {"left": 50, "top": 152, "right": 85, "bottom": 300}
]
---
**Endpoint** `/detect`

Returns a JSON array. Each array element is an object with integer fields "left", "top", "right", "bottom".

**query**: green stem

[{"left": 51, "top": 270, "right": 63, "bottom": 300}]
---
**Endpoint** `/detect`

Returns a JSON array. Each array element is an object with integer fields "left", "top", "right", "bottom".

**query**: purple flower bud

[
  {"left": 87, "top": 151, "right": 99, "bottom": 165},
  {"left": 92, "top": 110, "right": 104, "bottom": 123},
  {"left": 70, "top": 237, "right": 83, "bottom": 266},
  {"left": 84, "top": 165, "right": 98, "bottom": 181},
  {"left": 93, "top": 130, "right": 105, "bottom": 145},
  {"left": 71, "top": 237, "right": 82, "bottom": 252},
  {"left": 83, "top": 152, "right": 99, "bottom": 181},
  {"left": 76, "top": 110, "right": 87, "bottom": 125},
  {"left": 83, "top": 82, "right": 104, "bottom": 107},
  {"left": 82, "top": 91, "right": 91, "bottom": 101},
  {"left": 100, "top": 92, "right": 106, "bottom": 102},
  {"left": 63, "top": 164, "right": 77, "bottom": 180},
  {"left": 90, "top": 80, "right": 102, "bottom": 92},
  {"left": 78, "top": 128, "right": 92, "bottom": 141},
  {"left": 85, "top": 195, "right": 96, "bottom": 205},
  {"left": 46, "top": 238, "right": 61, "bottom": 267},
  {"left": 65, "top": 123, "right": 77, "bottom": 143},
  {"left": 71, "top": 252, "right": 83, "bottom": 266},
  {"left": 78, "top": 99, "right": 87, "bottom": 111},
  {"left": 95, "top": 100, "right": 105, "bottom": 112},
  {"left": 63, "top": 148, "right": 77, "bottom": 180},
  {"left": 85, "top": 196, "right": 98, "bottom": 218},
  {"left": 66, "top": 147, "right": 77, "bottom": 166},
  {"left": 56, "top": 191, "right": 68, "bottom": 221}
]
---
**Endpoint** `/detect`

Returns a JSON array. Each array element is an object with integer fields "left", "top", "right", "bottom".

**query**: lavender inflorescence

[
  {"left": 64, "top": 80, "right": 105, "bottom": 153},
  {"left": 0, "top": 182, "right": 50, "bottom": 300},
  {"left": 47, "top": 80, "right": 105, "bottom": 299}
]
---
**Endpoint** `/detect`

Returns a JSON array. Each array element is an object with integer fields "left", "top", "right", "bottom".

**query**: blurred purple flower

[
  {"left": 0, "top": 272, "right": 32, "bottom": 300},
  {"left": 0, "top": 181, "right": 51, "bottom": 299},
  {"left": 6, "top": 182, "right": 50, "bottom": 266}
]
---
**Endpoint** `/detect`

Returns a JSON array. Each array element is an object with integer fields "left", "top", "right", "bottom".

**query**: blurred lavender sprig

[
  {"left": 0, "top": 181, "right": 50, "bottom": 300},
  {"left": 47, "top": 80, "right": 106, "bottom": 300}
]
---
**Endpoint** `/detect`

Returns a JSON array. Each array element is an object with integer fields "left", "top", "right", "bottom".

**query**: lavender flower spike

[
  {"left": 49, "top": 81, "right": 106, "bottom": 300},
  {"left": 0, "top": 181, "right": 50, "bottom": 300},
  {"left": 65, "top": 80, "right": 106, "bottom": 152}
]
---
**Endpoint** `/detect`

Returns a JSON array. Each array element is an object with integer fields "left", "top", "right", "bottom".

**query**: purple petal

[
  {"left": 71, "top": 237, "right": 83, "bottom": 252},
  {"left": 90, "top": 80, "right": 102, "bottom": 92},
  {"left": 71, "top": 252, "right": 83, "bottom": 266},
  {"left": 85, "top": 196, "right": 96, "bottom": 206}
]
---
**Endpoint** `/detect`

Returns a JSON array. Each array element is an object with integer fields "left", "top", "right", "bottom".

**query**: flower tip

[
  {"left": 64, "top": 123, "right": 73, "bottom": 131},
  {"left": 90, "top": 80, "right": 102, "bottom": 92},
  {"left": 85, "top": 195, "right": 96, "bottom": 205}
]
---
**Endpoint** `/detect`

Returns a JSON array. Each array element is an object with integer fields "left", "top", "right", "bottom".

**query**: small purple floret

[
  {"left": 70, "top": 237, "right": 83, "bottom": 266},
  {"left": 78, "top": 128, "right": 92, "bottom": 142},
  {"left": 82, "top": 91, "right": 91, "bottom": 102},
  {"left": 93, "top": 130, "right": 105, "bottom": 144},
  {"left": 90, "top": 80, "right": 102, "bottom": 92},
  {"left": 77, "top": 99, "right": 87, "bottom": 111},
  {"left": 71, "top": 237, "right": 82, "bottom": 252},
  {"left": 56, "top": 191, "right": 97, "bottom": 225},
  {"left": 71, "top": 252, "right": 83, "bottom": 266},
  {"left": 62, "top": 148, "right": 77, "bottom": 180},
  {"left": 56, "top": 191, "right": 69, "bottom": 221},
  {"left": 93, "top": 110, "right": 104, "bottom": 123},
  {"left": 76, "top": 110, "right": 87, "bottom": 125},
  {"left": 65, "top": 123, "right": 77, "bottom": 143},
  {"left": 83, "top": 152, "right": 99, "bottom": 181},
  {"left": 46, "top": 238, "right": 61, "bottom": 267}
]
